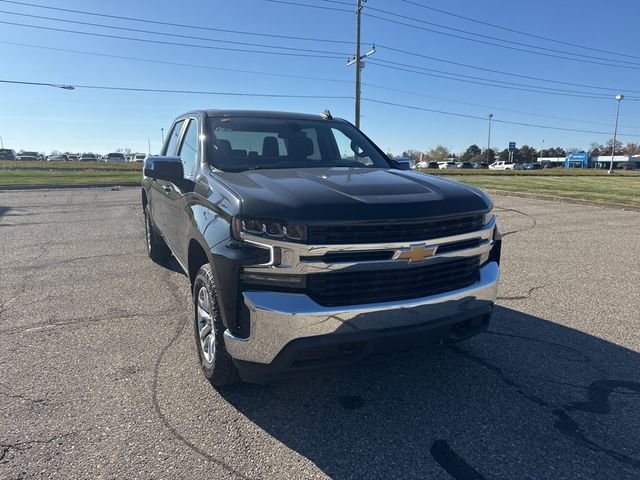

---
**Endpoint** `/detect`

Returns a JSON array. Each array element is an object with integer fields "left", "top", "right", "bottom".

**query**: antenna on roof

[{"left": 320, "top": 109, "right": 333, "bottom": 120}]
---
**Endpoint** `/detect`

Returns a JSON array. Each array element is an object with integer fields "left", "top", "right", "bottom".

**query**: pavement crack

[
  {"left": 0, "top": 431, "right": 77, "bottom": 464},
  {"left": 450, "top": 346, "right": 640, "bottom": 470},
  {"left": 497, "top": 208, "right": 537, "bottom": 237},
  {"left": 497, "top": 285, "right": 545, "bottom": 301},
  {"left": 566, "top": 380, "right": 640, "bottom": 414},
  {"left": 0, "top": 390, "right": 50, "bottom": 408},
  {"left": 149, "top": 271, "right": 253, "bottom": 480}
]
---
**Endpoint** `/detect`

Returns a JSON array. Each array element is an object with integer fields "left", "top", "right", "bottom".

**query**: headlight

[{"left": 233, "top": 218, "right": 307, "bottom": 242}]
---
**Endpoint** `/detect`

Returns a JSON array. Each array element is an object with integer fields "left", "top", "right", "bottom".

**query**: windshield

[
  {"left": 109, "top": 153, "right": 124, "bottom": 158},
  {"left": 207, "top": 117, "right": 390, "bottom": 172}
]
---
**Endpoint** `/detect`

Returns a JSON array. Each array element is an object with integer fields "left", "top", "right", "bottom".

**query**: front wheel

[{"left": 193, "top": 264, "right": 240, "bottom": 387}]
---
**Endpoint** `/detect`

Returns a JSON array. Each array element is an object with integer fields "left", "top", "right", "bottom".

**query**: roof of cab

[{"left": 179, "top": 109, "right": 346, "bottom": 122}]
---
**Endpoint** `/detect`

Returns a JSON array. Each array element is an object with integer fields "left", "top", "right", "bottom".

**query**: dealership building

[{"left": 537, "top": 152, "right": 640, "bottom": 169}]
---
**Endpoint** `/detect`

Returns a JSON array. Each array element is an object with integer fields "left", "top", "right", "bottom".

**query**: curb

[
  {"left": 486, "top": 189, "right": 640, "bottom": 212},
  {"left": 0, "top": 183, "right": 140, "bottom": 191}
]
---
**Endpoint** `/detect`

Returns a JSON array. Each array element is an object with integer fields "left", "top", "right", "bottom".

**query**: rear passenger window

[
  {"left": 165, "top": 120, "right": 185, "bottom": 156},
  {"left": 179, "top": 119, "right": 199, "bottom": 180}
]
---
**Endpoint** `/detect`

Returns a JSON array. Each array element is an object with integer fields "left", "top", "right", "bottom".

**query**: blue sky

[{"left": 1, "top": 0, "right": 639, "bottom": 155}]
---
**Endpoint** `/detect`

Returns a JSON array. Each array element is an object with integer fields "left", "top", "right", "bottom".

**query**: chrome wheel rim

[
  {"left": 144, "top": 211, "right": 152, "bottom": 253},
  {"left": 196, "top": 286, "right": 215, "bottom": 364}
]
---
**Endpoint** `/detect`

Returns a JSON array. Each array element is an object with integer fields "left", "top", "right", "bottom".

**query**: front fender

[{"left": 189, "top": 202, "right": 265, "bottom": 337}]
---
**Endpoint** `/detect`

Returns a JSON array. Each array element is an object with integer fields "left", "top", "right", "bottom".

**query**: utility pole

[
  {"left": 355, "top": 0, "right": 362, "bottom": 129},
  {"left": 148, "top": 138, "right": 151, "bottom": 155},
  {"left": 347, "top": 0, "right": 374, "bottom": 129},
  {"left": 486, "top": 113, "right": 493, "bottom": 164},
  {"left": 609, "top": 94, "right": 624, "bottom": 174}
]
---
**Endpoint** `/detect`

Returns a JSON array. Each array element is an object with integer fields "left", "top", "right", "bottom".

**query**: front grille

[
  {"left": 308, "top": 257, "right": 480, "bottom": 306},
  {"left": 307, "top": 214, "right": 484, "bottom": 244}
]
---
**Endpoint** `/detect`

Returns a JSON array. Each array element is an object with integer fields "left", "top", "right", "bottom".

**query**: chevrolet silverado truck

[{"left": 142, "top": 109, "right": 501, "bottom": 386}]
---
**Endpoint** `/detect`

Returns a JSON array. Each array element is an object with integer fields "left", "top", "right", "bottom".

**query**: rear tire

[
  {"left": 193, "top": 264, "right": 240, "bottom": 387},
  {"left": 144, "top": 205, "right": 170, "bottom": 262}
]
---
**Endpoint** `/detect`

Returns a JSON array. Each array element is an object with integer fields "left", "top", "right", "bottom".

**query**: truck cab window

[
  {"left": 179, "top": 119, "right": 199, "bottom": 180},
  {"left": 164, "top": 119, "right": 185, "bottom": 156}
]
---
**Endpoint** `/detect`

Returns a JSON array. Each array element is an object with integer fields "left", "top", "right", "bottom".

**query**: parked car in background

[
  {"left": 80, "top": 153, "right": 98, "bottom": 162},
  {"left": 523, "top": 163, "right": 542, "bottom": 170},
  {"left": 48, "top": 154, "right": 69, "bottom": 161},
  {"left": 455, "top": 162, "right": 473, "bottom": 169},
  {"left": 104, "top": 152, "right": 127, "bottom": 163},
  {"left": 489, "top": 161, "right": 523, "bottom": 170},
  {"left": 438, "top": 161, "right": 457, "bottom": 170},
  {"left": 16, "top": 151, "right": 40, "bottom": 161},
  {"left": 472, "top": 162, "right": 488, "bottom": 169},
  {"left": 414, "top": 161, "right": 439, "bottom": 169},
  {"left": 67, "top": 154, "right": 79, "bottom": 161},
  {"left": 133, "top": 153, "right": 147, "bottom": 163},
  {"left": 0, "top": 149, "right": 17, "bottom": 161}
]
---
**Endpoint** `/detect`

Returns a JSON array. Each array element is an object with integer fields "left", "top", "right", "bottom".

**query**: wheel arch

[{"left": 187, "top": 238, "right": 211, "bottom": 287}]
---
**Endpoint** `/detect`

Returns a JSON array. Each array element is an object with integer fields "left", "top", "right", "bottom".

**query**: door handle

[{"left": 163, "top": 185, "right": 172, "bottom": 193}]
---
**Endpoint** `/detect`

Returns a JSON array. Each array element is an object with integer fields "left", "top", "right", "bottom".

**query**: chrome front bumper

[{"left": 224, "top": 261, "right": 499, "bottom": 365}]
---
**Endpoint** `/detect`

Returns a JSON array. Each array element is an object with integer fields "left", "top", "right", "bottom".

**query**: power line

[
  {"left": 399, "top": 0, "right": 640, "bottom": 61},
  {"left": 0, "top": 78, "right": 354, "bottom": 99},
  {"left": 1, "top": 77, "right": 635, "bottom": 138},
  {"left": 0, "top": 19, "right": 346, "bottom": 59},
  {"left": 362, "top": 98, "right": 640, "bottom": 138},
  {"left": 263, "top": 0, "right": 640, "bottom": 69},
  {"left": 3, "top": 40, "right": 634, "bottom": 129},
  {"left": 264, "top": 0, "right": 351, "bottom": 13},
  {"left": 375, "top": 43, "right": 640, "bottom": 95},
  {"left": 361, "top": 82, "right": 640, "bottom": 129},
  {"left": 363, "top": 5, "right": 640, "bottom": 67},
  {"left": 0, "top": 9, "right": 350, "bottom": 56},
  {"left": 6, "top": 0, "right": 636, "bottom": 95},
  {"left": 363, "top": 12, "right": 640, "bottom": 71},
  {"left": 0, "top": 41, "right": 353, "bottom": 85},
  {"left": 368, "top": 60, "right": 630, "bottom": 100},
  {"left": 0, "top": 0, "right": 354, "bottom": 44}
]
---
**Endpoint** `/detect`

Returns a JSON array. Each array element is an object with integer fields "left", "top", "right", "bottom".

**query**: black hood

[{"left": 214, "top": 167, "right": 491, "bottom": 223}]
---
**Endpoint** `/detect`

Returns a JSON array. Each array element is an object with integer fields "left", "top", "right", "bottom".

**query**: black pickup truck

[{"left": 142, "top": 109, "right": 501, "bottom": 385}]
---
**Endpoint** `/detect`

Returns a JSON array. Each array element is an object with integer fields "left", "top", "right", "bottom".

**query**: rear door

[{"left": 151, "top": 118, "right": 185, "bottom": 241}]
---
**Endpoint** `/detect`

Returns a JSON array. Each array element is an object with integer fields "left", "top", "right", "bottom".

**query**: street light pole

[
  {"left": 161, "top": 128, "right": 165, "bottom": 145},
  {"left": 486, "top": 113, "right": 493, "bottom": 163},
  {"left": 0, "top": 136, "right": 3, "bottom": 148},
  {"left": 609, "top": 94, "right": 624, "bottom": 174}
]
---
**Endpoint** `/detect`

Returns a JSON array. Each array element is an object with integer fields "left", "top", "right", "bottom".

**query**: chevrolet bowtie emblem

[{"left": 393, "top": 244, "right": 438, "bottom": 263}]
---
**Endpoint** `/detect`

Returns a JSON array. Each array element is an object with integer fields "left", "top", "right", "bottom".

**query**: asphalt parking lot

[{"left": 1, "top": 187, "right": 639, "bottom": 479}]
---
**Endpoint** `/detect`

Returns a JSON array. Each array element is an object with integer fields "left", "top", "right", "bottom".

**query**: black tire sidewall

[{"left": 192, "top": 264, "right": 239, "bottom": 386}]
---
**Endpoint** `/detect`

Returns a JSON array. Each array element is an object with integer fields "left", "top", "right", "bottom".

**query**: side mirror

[
  {"left": 144, "top": 156, "right": 184, "bottom": 182},
  {"left": 391, "top": 159, "right": 412, "bottom": 170}
]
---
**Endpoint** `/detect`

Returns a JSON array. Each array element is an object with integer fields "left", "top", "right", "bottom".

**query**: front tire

[
  {"left": 193, "top": 264, "right": 240, "bottom": 387},
  {"left": 144, "top": 205, "right": 170, "bottom": 262}
]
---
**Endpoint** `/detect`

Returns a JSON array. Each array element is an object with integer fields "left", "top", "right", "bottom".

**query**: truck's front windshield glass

[{"left": 207, "top": 117, "right": 390, "bottom": 171}]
